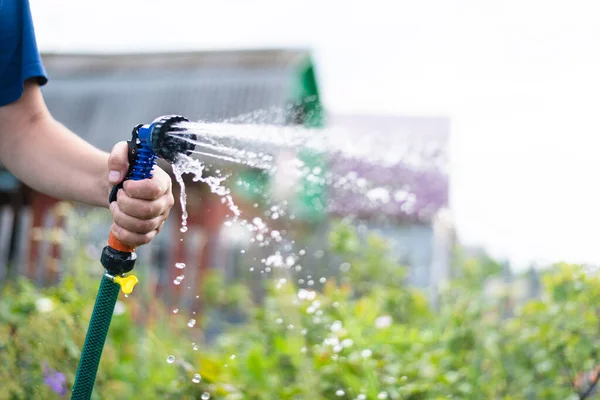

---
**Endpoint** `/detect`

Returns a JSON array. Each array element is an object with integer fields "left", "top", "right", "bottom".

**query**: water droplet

[
  {"left": 357, "top": 395, "right": 367, "bottom": 400},
  {"left": 193, "top": 344, "right": 199, "bottom": 351},
  {"left": 174, "top": 275, "right": 185, "bottom": 285},
  {"left": 299, "top": 249, "right": 306, "bottom": 255},
  {"left": 166, "top": 355, "right": 175, "bottom": 364},
  {"left": 297, "top": 288, "right": 316, "bottom": 301},
  {"left": 173, "top": 308, "right": 179, "bottom": 314},
  {"left": 377, "top": 392, "right": 389, "bottom": 399},
  {"left": 307, "top": 280, "right": 314, "bottom": 286},
  {"left": 319, "top": 277, "right": 327, "bottom": 283},
  {"left": 175, "top": 262, "right": 186, "bottom": 269},
  {"left": 361, "top": 349, "right": 372, "bottom": 358},
  {"left": 230, "top": 354, "right": 236, "bottom": 359},
  {"left": 285, "top": 255, "right": 296, "bottom": 267},
  {"left": 265, "top": 253, "right": 283, "bottom": 267},
  {"left": 180, "top": 226, "right": 188, "bottom": 233},
  {"left": 187, "top": 319, "right": 196, "bottom": 328},
  {"left": 336, "top": 389, "right": 345, "bottom": 396},
  {"left": 252, "top": 217, "right": 265, "bottom": 229},
  {"left": 201, "top": 393, "right": 211, "bottom": 400},
  {"left": 301, "top": 346, "right": 307, "bottom": 353},
  {"left": 340, "top": 262, "right": 351, "bottom": 272},
  {"left": 192, "top": 373, "right": 201, "bottom": 383},
  {"left": 271, "top": 212, "right": 279, "bottom": 220},
  {"left": 240, "top": 249, "right": 246, "bottom": 254},
  {"left": 275, "top": 318, "right": 283, "bottom": 324},
  {"left": 301, "top": 329, "right": 307, "bottom": 335},
  {"left": 314, "top": 250, "right": 325, "bottom": 258}
]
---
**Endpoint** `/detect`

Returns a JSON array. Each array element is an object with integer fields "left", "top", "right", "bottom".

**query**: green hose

[
  {"left": 68, "top": 115, "right": 188, "bottom": 398},
  {"left": 71, "top": 275, "right": 120, "bottom": 400}
]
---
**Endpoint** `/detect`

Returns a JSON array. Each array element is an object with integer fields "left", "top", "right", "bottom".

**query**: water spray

[{"left": 70, "top": 115, "right": 195, "bottom": 400}]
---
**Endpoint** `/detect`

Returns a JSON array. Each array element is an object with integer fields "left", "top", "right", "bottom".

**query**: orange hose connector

[{"left": 108, "top": 231, "right": 136, "bottom": 253}]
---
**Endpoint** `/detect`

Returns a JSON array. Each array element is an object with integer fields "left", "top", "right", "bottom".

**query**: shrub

[{"left": 1, "top": 219, "right": 597, "bottom": 399}]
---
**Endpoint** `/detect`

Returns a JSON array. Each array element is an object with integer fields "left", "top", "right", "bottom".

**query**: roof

[{"left": 41, "top": 50, "right": 316, "bottom": 153}]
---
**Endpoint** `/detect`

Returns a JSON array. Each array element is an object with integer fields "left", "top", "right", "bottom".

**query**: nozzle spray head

[
  {"left": 108, "top": 114, "right": 196, "bottom": 211},
  {"left": 144, "top": 115, "right": 196, "bottom": 163}
]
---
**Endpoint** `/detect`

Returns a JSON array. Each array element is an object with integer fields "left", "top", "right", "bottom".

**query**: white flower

[
  {"left": 375, "top": 315, "right": 392, "bottom": 329},
  {"left": 35, "top": 297, "right": 54, "bottom": 313},
  {"left": 330, "top": 320, "right": 343, "bottom": 332}
]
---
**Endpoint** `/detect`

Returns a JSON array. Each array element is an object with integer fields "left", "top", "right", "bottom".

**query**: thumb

[{"left": 108, "top": 141, "right": 129, "bottom": 185}]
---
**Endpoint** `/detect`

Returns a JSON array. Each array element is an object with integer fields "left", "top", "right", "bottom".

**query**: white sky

[{"left": 29, "top": 0, "right": 600, "bottom": 269}]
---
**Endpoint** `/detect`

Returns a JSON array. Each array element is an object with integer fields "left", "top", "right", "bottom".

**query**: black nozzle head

[{"left": 150, "top": 115, "right": 197, "bottom": 163}]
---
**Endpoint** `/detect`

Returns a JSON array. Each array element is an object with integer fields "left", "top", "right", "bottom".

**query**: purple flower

[
  {"left": 43, "top": 362, "right": 67, "bottom": 396},
  {"left": 325, "top": 153, "right": 449, "bottom": 222}
]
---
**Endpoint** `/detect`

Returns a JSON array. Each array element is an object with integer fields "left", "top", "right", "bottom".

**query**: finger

[
  {"left": 110, "top": 202, "right": 164, "bottom": 234},
  {"left": 156, "top": 218, "right": 167, "bottom": 234},
  {"left": 107, "top": 141, "right": 129, "bottom": 184},
  {"left": 123, "top": 168, "right": 171, "bottom": 200},
  {"left": 116, "top": 189, "right": 174, "bottom": 220},
  {"left": 111, "top": 222, "right": 157, "bottom": 247}
]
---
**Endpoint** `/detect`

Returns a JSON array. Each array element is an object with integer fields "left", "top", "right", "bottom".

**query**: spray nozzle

[
  {"left": 144, "top": 115, "right": 196, "bottom": 163},
  {"left": 109, "top": 114, "right": 194, "bottom": 203}
]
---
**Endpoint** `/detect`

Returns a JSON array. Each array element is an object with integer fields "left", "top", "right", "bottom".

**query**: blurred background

[
  {"left": 23, "top": 0, "right": 600, "bottom": 268},
  {"left": 3, "top": 1, "right": 600, "bottom": 399}
]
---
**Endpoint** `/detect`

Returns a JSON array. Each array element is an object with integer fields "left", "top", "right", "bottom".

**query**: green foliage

[{"left": 1, "top": 219, "right": 598, "bottom": 399}]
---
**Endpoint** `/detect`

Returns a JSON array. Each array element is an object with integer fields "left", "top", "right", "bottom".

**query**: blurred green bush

[{"left": 1, "top": 219, "right": 598, "bottom": 399}]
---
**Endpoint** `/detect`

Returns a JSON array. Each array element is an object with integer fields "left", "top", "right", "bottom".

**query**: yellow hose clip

[{"left": 113, "top": 274, "right": 139, "bottom": 295}]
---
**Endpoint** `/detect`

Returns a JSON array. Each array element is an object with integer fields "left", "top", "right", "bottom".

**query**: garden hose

[{"left": 70, "top": 115, "right": 195, "bottom": 400}]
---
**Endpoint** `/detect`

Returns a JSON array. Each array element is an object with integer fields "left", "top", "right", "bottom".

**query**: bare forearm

[
  {"left": 1, "top": 114, "right": 110, "bottom": 208},
  {"left": 0, "top": 82, "right": 175, "bottom": 248}
]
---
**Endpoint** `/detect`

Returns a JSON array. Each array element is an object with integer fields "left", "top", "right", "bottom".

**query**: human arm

[{"left": 0, "top": 81, "right": 174, "bottom": 246}]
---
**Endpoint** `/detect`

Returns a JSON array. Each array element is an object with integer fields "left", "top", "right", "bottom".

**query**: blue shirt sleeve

[{"left": 0, "top": 0, "right": 48, "bottom": 107}]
